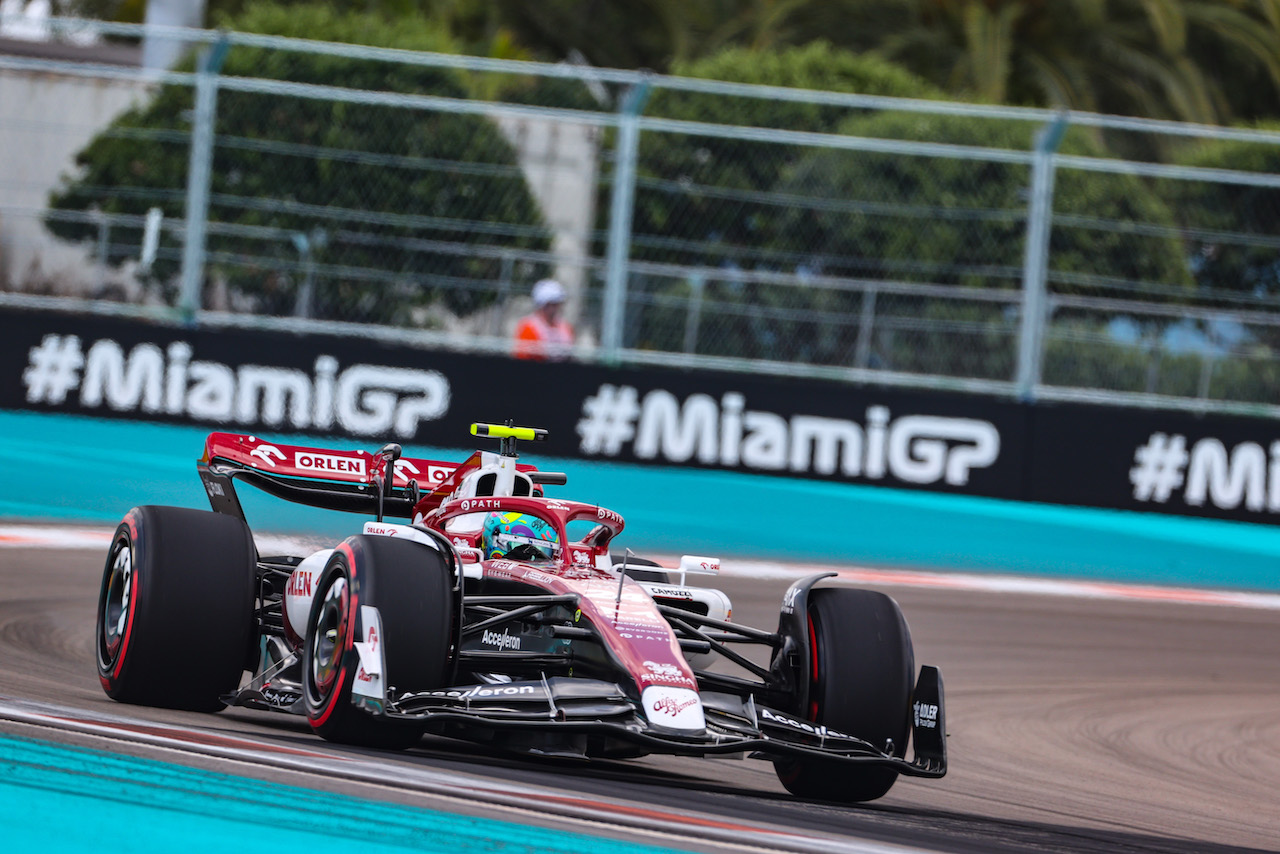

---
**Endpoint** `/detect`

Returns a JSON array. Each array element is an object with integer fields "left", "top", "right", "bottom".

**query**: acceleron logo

[
  {"left": 575, "top": 384, "right": 1001, "bottom": 487},
  {"left": 21, "top": 334, "right": 450, "bottom": 437}
]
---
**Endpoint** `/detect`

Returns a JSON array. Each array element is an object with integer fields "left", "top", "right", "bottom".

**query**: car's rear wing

[{"left": 197, "top": 432, "right": 537, "bottom": 522}]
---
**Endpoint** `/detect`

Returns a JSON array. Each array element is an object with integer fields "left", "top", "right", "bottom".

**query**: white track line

[
  {"left": 5, "top": 523, "right": 1280, "bottom": 611},
  {"left": 0, "top": 696, "right": 927, "bottom": 854},
  {"left": 724, "top": 559, "right": 1280, "bottom": 611}
]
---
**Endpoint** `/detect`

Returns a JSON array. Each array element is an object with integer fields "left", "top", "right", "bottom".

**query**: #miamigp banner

[
  {"left": 8, "top": 305, "right": 1280, "bottom": 523},
  {"left": 4, "top": 306, "right": 1027, "bottom": 501}
]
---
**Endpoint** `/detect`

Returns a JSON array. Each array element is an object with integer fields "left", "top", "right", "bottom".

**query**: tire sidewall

[
  {"left": 96, "top": 512, "right": 142, "bottom": 696},
  {"left": 775, "top": 587, "right": 915, "bottom": 803},
  {"left": 301, "top": 535, "right": 455, "bottom": 747},
  {"left": 94, "top": 505, "right": 255, "bottom": 711},
  {"left": 302, "top": 544, "right": 360, "bottom": 729},
  {"left": 810, "top": 588, "right": 914, "bottom": 757}
]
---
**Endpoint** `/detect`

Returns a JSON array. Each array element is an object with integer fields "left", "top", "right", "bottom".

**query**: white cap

[{"left": 532, "top": 278, "right": 566, "bottom": 307}]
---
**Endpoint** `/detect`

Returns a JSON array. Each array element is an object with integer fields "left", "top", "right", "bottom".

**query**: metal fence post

[
  {"left": 178, "top": 34, "right": 229, "bottom": 324},
  {"left": 1015, "top": 112, "right": 1067, "bottom": 400},
  {"left": 854, "top": 285, "right": 878, "bottom": 369},
  {"left": 682, "top": 272, "right": 705, "bottom": 354},
  {"left": 600, "top": 77, "right": 652, "bottom": 359}
]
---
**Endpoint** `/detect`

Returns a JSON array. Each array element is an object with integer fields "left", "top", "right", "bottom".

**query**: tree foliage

[
  {"left": 65, "top": 0, "right": 1280, "bottom": 125},
  {"left": 1168, "top": 123, "right": 1280, "bottom": 301},
  {"left": 771, "top": 112, "right": 1192, "bottom": 373},
  {"left": 613, "top": 43, "right": 1194, "bottom": 376},
  {"left": 630, "top": 42, "right": 947, "bottom": 267},
  {"left": 46, "top": 3, "right": 550, "bottom": 322}
]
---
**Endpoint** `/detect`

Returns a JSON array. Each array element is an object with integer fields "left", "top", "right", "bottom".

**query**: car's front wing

[{"left": 363, "top": 668, "right": 946, "bottom": 777}]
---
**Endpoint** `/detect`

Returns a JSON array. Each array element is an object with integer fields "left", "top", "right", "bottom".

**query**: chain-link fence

[{"left": 3, "top": 18, "right": 1280, "bottom": 414}]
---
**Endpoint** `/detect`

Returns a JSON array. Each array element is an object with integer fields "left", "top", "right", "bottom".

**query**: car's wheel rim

[
  {"left": 310, "top": 576, "right": 348, "bottom": 699},
  {"left": 100, "top": 537, "right": 133, "bottom": 668}
]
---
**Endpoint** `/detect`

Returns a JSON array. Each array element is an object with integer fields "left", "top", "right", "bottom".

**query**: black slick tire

[
  {"left": 302, "top": 535, "right": 454, "bottom": 749},
  {"left": 95, "top": 505, "right": 255, "bottom": 712},
  {"left": 774, "top": 588, "right": 914, "bottom": 803}
]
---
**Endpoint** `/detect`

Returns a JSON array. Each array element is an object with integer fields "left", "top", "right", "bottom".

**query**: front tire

[
  {"left": 95, "top": 505, "right": 255, "bottom": 711},
  {"left": 774, "top": 588, "right": 915, "bottom": 803},
  {"left": 302, "top": 535, "right": 455, "bottom": 749}
]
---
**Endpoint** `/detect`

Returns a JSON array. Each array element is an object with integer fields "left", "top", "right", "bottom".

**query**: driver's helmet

[{"left": 480, "top": 511, "right": 560, "bottom": 561}]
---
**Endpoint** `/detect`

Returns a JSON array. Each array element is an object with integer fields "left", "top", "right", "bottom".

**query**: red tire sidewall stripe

[
  {"left": 807, "top": 609, "right": 820, "bottom": 723},
  {"left": 310, "top": 542, "right": 359, "bottom": 728},
  {"left": 106, "top": 513, "right": 142, "bottom": 684}
]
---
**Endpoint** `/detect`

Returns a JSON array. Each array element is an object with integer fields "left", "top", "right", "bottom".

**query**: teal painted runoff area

[
  {"left": 0, "top": 733, "right": 689, "bottom": 854},
  {"left": 4, "top": 410, "right": 1280, "bottom": 590}
]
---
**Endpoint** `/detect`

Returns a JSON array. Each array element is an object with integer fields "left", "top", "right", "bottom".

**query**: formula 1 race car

[{"left": 95, "top": 423, "right": 946, "bottom": 802}]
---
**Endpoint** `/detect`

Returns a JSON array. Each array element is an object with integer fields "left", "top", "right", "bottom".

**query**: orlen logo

[
  {"left": 285, "top": 571, "right": 313, "bottom": 598},
  {"left": 365, "top": 524, "right": 398, "bottom": 537},
  {"left": 296, "top": 452, "right": 365, "bottom": 476},
  {"left": 390, "top": 459, "right": 454, "bottom": 486}
]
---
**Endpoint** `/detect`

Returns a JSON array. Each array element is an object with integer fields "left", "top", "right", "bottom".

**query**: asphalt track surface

[{"left": 2, "top": 542, "right": 1279, "bottom": 853}]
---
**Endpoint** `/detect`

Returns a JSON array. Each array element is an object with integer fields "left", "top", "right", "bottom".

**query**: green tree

[
  {"left": 1168, "top": 123, "right": 1280, "bottom": 301},
  {"left": 628, "top": 42, "right": 946, "bottom": 268},
  {"left": 492, "top": 0, "right": 812, "bottom": 72},
  {"left": 609, "top": 43, "right": 950, "bottom": 356},
  {"left": 46, "top": 3, "right": 550, "bottom": 322},
  {"left": 799, "top": 0, "right": 1280, "bottom": 124},
  {"left": 758, "top": 112, "right": 1192, "bottom": 373},
  {"left": 65, "top": 0, "right": 1280, "bottom": 125},
  {"left": 488, "top": 0, "right": 1280, "bottom": 125}
]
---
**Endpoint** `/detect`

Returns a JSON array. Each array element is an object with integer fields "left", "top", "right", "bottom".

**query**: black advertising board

[
  {"left": 1, "top": 307, "right": 1029, "bottom": 500},
  {"left": 4, "top": 305, "right": 1278, "bottom": 523},
  {"left": 1027, "top": 402, "right": 1280, "bottom": 524}
]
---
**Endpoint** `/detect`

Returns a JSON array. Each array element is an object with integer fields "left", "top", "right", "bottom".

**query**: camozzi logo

[
  {"left": 22, "top": 335, "right": 449, "bottom": 438},
  {"left": 576, "top": 385, "right": 1000, "bottom": 486}
]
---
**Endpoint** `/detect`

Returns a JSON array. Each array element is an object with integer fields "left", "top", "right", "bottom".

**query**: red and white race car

[{"left": 95, "top": 423, "right": 946, "bottom": 802}]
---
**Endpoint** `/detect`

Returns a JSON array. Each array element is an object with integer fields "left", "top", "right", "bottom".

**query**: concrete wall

[
  {"left": 0, "top": 63, "right": 152, "bottom": 294},
  {"left": 495, "top": 114, "right": 601, "bottom": 322}
]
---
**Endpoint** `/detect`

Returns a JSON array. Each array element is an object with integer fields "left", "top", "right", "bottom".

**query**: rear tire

[
  {"left": 774, "top": 588, "right": 914, "bottom": 803},
  {"left": 302, "top": 535, "right": 454, "bottom": 749},
  {"left": 95, "top": 505, "right": 255, "bottom": 711}
]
